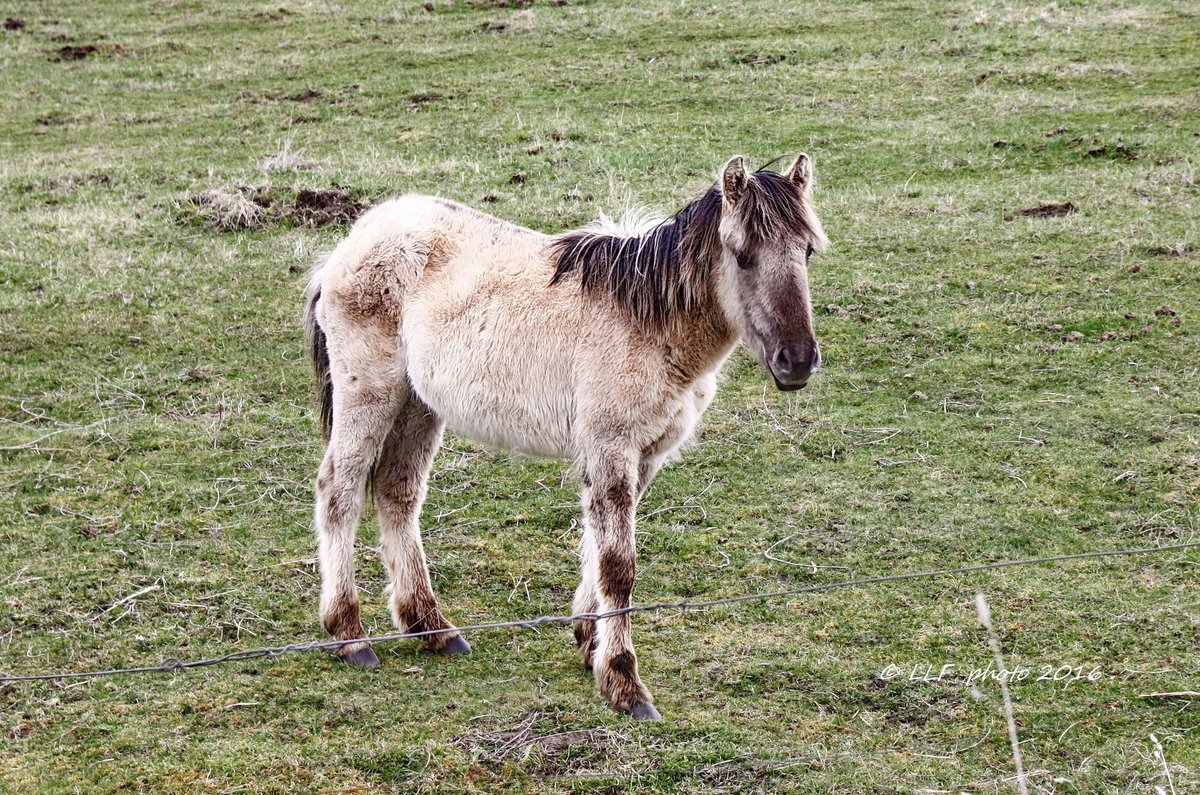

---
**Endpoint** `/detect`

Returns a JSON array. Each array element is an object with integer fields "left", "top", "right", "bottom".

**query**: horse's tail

[{"left": 306, "top": 258, "right": 334, "bottom": 444}]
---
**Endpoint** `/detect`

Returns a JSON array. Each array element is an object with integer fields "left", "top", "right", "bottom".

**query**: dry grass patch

[{"left": 458, "top": 710, "right": 627, "bottom": 775}]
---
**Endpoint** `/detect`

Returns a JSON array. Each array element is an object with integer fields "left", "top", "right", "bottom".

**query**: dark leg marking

[
  {"left": 597, "top": 648, "right": 653, "bottom": 714},
  {"left": 396, "top": 587, "right": 466, "bottom": 654},
  {"left": 598, "top": 545, "right": 635, "bottom": 602},
  {"left": 608, "top": 649, "right": 637, "bottom": 678},
  {"left": 574, "top": 621, "right": 597, "bottom": 669},
  {"left": 322, "top": 597, "right": 379, "bottom": 666}
]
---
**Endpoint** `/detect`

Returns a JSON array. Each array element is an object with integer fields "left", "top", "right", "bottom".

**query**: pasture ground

[{"left": 1, "top": 1, "right": 1197, "bottom": 792}]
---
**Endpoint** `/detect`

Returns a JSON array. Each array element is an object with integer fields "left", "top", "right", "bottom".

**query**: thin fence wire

[{"left": 2, "top": 541, "right": 1197, "bottom": 685}]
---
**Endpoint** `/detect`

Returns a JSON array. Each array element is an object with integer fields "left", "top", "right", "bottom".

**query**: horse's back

[{"left": 314, "top": 192, "right": 548, "bottom": 325}]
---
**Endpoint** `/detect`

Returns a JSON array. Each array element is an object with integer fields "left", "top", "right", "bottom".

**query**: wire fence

[{"left": 2, "top": 541, "right": 1197, "bottom": 685}]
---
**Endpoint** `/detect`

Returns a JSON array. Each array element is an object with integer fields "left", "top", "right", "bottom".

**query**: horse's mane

[{"left": 548, "top": 170, "right": 826, "bottom": 332}]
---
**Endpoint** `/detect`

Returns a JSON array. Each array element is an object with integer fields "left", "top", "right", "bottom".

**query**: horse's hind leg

[
  {"left": 316, "top": 393, "right": 399, "bottom": 667},
  {"left": 375, "top": 398, "right": 468, "bottom": 654},
  {"left": 572, "top": 530, "right": 600, "bottom": 669}
]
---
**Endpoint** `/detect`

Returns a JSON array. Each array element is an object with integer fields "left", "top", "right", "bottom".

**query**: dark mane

[{"left": 548, "top": 171, "right": 822, "bottom": 332}]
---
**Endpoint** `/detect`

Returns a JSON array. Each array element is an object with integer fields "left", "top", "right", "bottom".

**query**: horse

[{"left": 304, "top": 154, "right": 827, "bottom": 720}]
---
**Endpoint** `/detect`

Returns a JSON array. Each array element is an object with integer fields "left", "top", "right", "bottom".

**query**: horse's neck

[{"left": 664, "top": 296, "right": 738, "bottom": 385}]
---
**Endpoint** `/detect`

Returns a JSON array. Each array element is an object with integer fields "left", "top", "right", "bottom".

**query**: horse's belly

[
  {"left": 417, "top": 376, "right": 574, "bottom": 458},
  {"left": 405, "top": 309, "right": 576, "bottom": 460}
]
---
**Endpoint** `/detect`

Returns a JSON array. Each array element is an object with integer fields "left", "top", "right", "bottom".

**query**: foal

[{"left": 305, "top": 154, "right": 827, "bottom": 720}]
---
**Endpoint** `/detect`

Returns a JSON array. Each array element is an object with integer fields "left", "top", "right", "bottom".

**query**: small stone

[{"left": 1063, "top": 331, "right": 1084, "bottom": 342}]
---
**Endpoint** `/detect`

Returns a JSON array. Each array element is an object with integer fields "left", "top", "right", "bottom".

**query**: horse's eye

[{"left": 735, "top": 250, "right": 754, "bottom": 270}]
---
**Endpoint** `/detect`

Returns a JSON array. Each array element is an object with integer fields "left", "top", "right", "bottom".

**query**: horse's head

[{"left": 712, "top": 154, "right": 827, "bottom": 391}]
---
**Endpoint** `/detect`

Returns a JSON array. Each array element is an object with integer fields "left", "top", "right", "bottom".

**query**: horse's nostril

[{"left": 773, "top": 345, "right": 795, "bottom": 373}]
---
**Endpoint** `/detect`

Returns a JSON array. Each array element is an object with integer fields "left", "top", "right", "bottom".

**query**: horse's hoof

[
  {"left": 436, "top": 634, "right": 472, "bottom": 655},
  {"left": 341, "top": 645, "right": 381, "bottom": 667},
  {"left": 626, "top": 701, "right": 662, "bottom": 721}
]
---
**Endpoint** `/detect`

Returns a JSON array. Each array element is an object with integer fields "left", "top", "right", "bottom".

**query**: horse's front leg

[{"left": 578, "top": 450, "right": 660, "bottom": 720}]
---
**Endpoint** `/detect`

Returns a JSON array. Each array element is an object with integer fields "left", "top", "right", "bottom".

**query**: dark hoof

[
  {"left": 436, "top": 634, "right": 471, "bottom": 655},
  {"left": 627, "top": 701, "right": 662, "bottom": 721},
  {"left": 341, "top": 644, "right": 380, "bottom": 667}
]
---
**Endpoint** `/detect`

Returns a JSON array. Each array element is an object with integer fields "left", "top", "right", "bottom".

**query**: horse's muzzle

[{"left": 770, "top": 342, "right": 819, "bottom": 391}]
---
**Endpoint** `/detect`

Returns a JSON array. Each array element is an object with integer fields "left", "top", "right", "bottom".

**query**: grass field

[{"left": 1, "top": 1, "right": 1198, "bottom": 792}]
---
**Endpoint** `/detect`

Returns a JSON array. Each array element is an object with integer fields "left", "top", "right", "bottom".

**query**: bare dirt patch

[
  {"left": 286, "top": 88, "right": 326, "bottom": 103},
  {"left": 737, "top": 52, "right": 788, "bottom": 66},
  {"left": 50, "top": 43, "right": 122, "bottom": 61},
  {"left": 1006, "top": 202, "right": 1076, "bottom": 220},
  {"left": 4, "top": 17, "right": 25, "bottom": 30},
  {"left": 1140, "top": 242, "right": 1195, "bottom": 258},
  {"left": 407, "top": 91, "right": 446, "bottom": 105}
]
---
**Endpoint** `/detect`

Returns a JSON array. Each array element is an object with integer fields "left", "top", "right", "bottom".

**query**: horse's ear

[
  {"left": 719, "top": 155, "right": 748, "bottom": 205},
  {"left": 783, "top": 153, "right": 814, "bottom": 197}
]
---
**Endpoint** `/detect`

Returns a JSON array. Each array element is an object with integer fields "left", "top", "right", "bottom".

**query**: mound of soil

[
  {"left": 175, "top": 185, "right": 372, "bottom": 231},
  {"left": 1007, "top": 202, "right": 1076, "bottom": 220},
  {"left": 50, "top": 43, "right": 122, "bottom": 61},
  {"left": 290, "top": 187, "right": 369, "bottom": 227}
]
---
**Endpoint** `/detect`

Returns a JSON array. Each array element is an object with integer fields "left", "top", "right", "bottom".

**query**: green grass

[{"left": 1, "top": 0, "right": 1197, "bottom": 792}]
